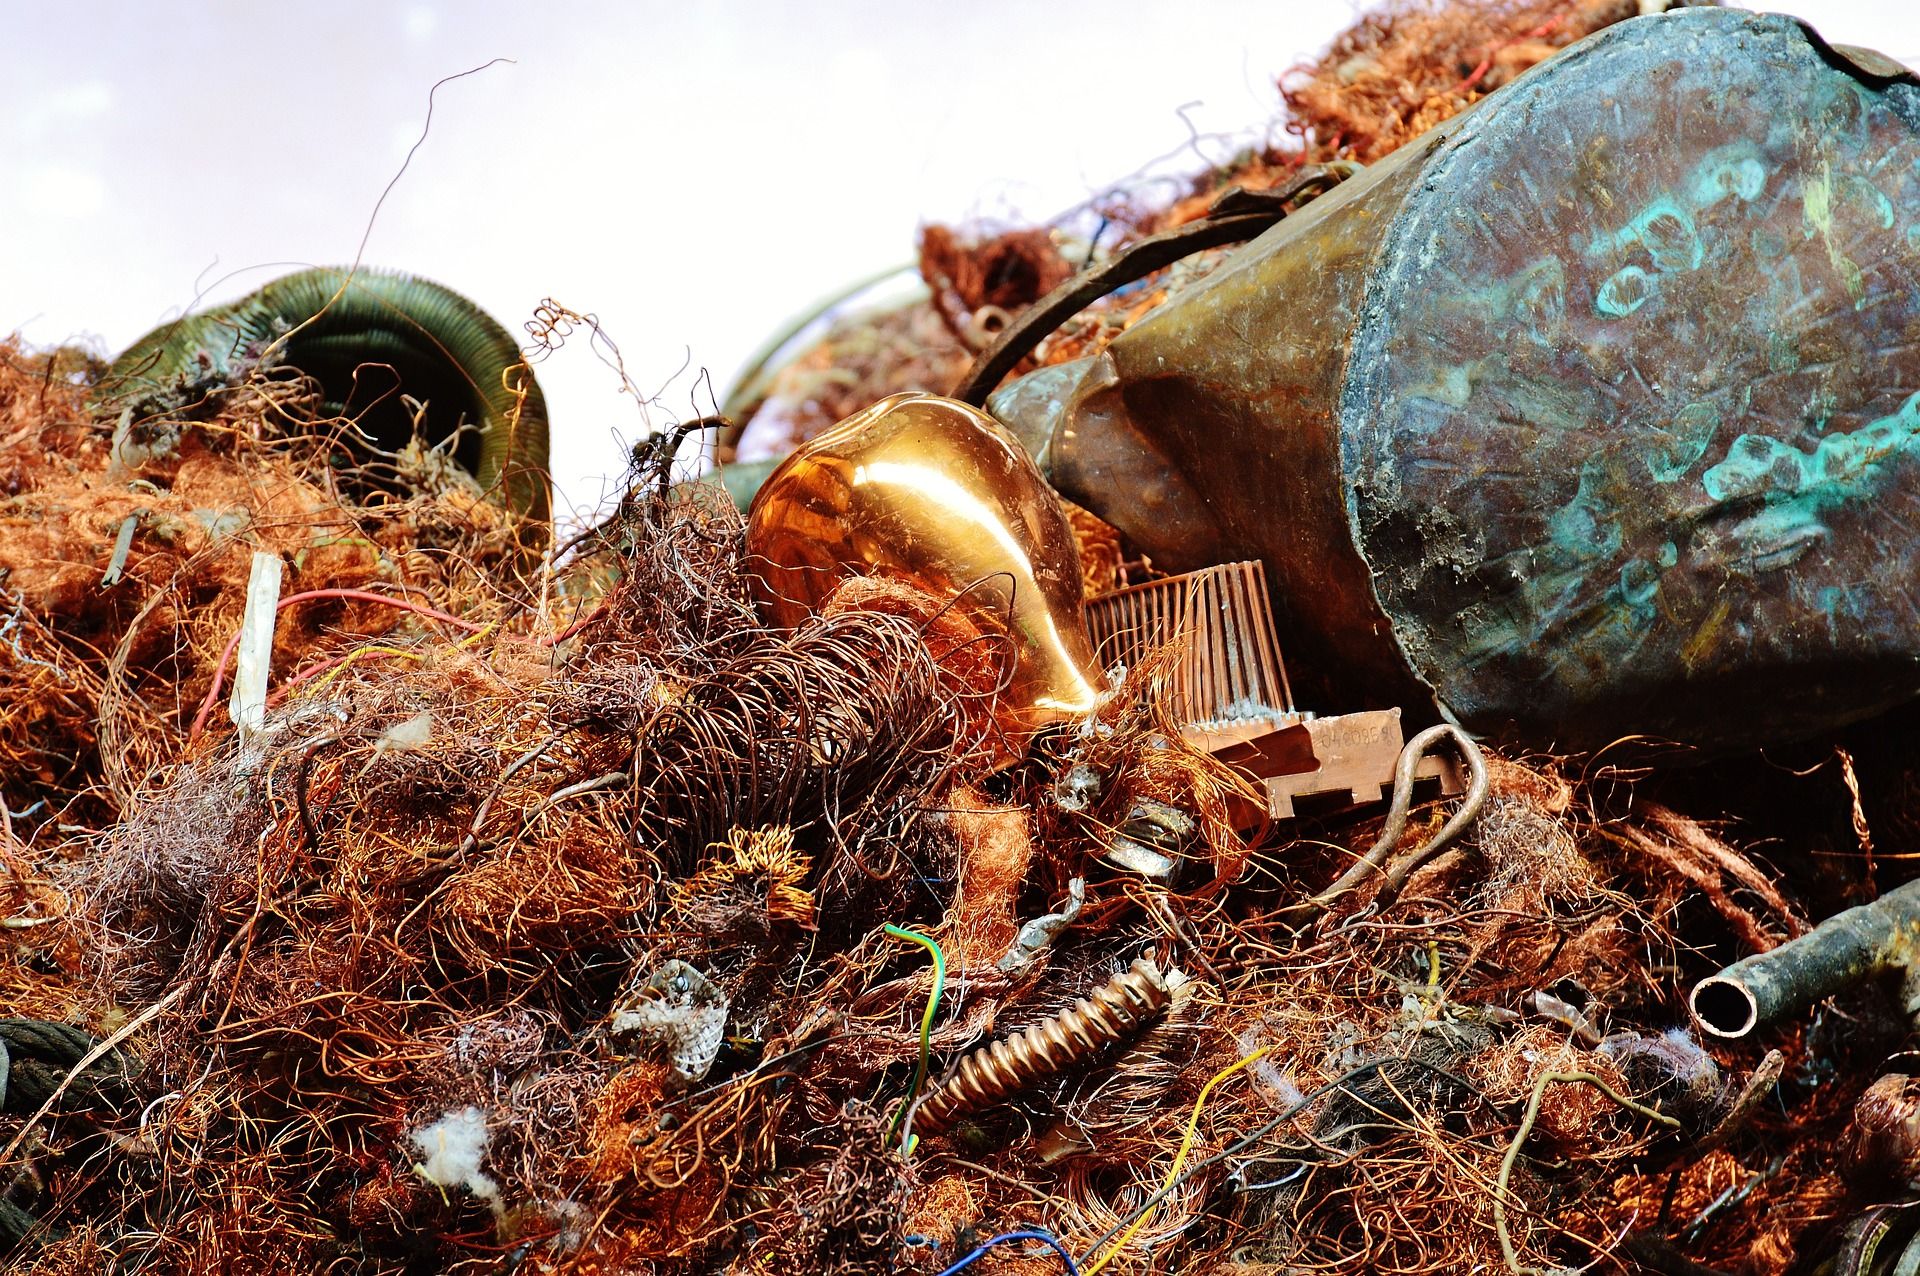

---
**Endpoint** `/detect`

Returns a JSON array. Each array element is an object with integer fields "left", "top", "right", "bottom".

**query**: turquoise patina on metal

[
  {"left": 1700, "top": 392, "right": 1920, "bottom": 564},
  {"left": 1338, "top": 8, "right": 1920, "bottom": 748},
  {"left": 995, "top": 7, "right": 1920, "bottom": 752}
]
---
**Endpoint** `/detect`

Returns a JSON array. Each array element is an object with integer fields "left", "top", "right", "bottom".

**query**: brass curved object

[{"left": 745, "top": 392, "right": 1103, "bottom": 745}]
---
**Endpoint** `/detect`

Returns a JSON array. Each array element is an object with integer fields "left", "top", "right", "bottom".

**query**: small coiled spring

[{"left": 911, "top": 958, "right": 1172, "bottom": 1138}]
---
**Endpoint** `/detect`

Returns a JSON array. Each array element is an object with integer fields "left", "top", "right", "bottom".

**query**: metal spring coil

[{"left": 912, "top": 958, "right": 1171, "bottom": 1137}]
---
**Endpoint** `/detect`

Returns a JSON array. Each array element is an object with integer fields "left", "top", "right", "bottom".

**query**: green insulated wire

[{"left": 883, "top": 923, "right": 945, "bottom": 1146}]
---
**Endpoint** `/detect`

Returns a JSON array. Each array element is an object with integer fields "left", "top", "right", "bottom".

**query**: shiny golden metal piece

[
  {"left": 911, "top": 957, "right": 1171, "bottom": 1137},
  {"left": 745, "top": 392, "right": 1103, "bottom": 745}
]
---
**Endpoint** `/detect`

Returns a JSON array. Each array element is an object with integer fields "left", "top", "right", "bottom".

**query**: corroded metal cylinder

[
  {"left": 1692, "top": 877, "right": 1920, "bottom": 1040},
  {"left": 996, "top": 9, "right": 1920, "bottom": 752}
]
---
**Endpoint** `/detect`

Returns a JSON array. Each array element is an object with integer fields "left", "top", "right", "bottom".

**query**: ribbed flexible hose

[{"left": 104, "top": 267, "right": 550, "bottom": 522}]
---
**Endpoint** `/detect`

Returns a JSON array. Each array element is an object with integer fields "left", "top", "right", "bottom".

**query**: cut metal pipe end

[
  {"left": 1689, "top": 976, "right": 1760, "bottom": 1040},
  {"left": 1691, "top": 878, "right": 1920, "bottom": 1040}
]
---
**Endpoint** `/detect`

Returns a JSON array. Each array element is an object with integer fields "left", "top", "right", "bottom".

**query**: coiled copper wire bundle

[{"left": 912, "top": 958, "right": 1172, "bottom": 1137}]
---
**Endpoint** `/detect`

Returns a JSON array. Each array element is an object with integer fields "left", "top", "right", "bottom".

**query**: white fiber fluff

[{"left": 410, "top": 1106, "right": 499, "bottom": 1205}]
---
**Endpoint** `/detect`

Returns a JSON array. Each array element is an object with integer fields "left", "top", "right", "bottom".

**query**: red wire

[{"left": 1454, "top": 15, "right": 1564, "bottom": 95}]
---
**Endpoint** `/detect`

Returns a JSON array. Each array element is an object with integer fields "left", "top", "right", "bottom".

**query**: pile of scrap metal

[
  {"left": 0, "top": 268, "right": 546, "bottom": 837},
  {"left": 8, "top": 4, "right": 1920, "bottom": 1276}
]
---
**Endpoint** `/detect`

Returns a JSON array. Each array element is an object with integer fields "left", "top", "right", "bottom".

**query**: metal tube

[
  {"left": 1691, "top": 879, "right": 1920, "bottom": 1039},
  {"left": 104, "top": 267, "right": 551, "bottom": 523}
]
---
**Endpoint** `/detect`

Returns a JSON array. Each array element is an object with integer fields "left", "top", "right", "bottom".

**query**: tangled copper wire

[
  {"left": 5, "top": 3, "right": 1914, "bottom": 1270},
  {"left": 2, "top": 376, "right": 1878, "bottom": 1276}
]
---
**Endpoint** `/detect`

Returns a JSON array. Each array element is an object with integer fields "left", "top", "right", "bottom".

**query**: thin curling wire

[
  {"left": 935, "top": 1228, "right": 1080, "bottom": 1276},
  {"left": 884, "top": 923, "right": 945, "bottom": 1146},
  {"left": 1074, "top": 1056, "right": 1477, "bottom": 1262},
  {"left": 1080, "top": 1044, "right": 1274, "bottom": 1276}
]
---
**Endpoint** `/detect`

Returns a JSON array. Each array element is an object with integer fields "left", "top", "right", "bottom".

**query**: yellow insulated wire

[{"left": 1081, "top": 1044, "right": 1274, "bottom": 1276}]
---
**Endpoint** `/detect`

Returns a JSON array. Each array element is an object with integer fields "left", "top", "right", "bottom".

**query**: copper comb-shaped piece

[{"left": 1083, "top": 561, "right": 1460, "bottom": 820}]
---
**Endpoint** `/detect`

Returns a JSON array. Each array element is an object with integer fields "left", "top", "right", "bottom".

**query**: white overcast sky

[{"left": 3, "top": 2, "right": 1915, "bottom": 527}]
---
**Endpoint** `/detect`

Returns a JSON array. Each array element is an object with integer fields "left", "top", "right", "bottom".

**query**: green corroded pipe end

[
  {"left": 1692, "top": 878, "right": 1920, "bottom": 1038},
  {"left": 104, "top": 267, "right": 550, "bottom": 526}
]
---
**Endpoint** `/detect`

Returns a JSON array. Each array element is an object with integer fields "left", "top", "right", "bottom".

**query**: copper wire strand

[{"left": 0, "top": 314, "right": 1797, "bottom": 1272}]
